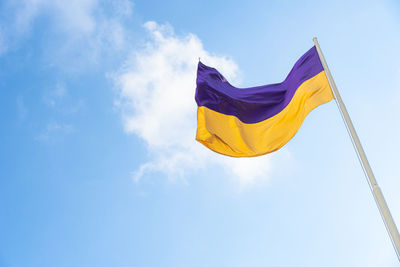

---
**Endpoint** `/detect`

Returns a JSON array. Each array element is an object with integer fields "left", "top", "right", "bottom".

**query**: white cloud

[
  {"left": 1, "top": 0, "right": 133, "bottom": 66},
  {"left": 114, "top": 21, "right": 278, "bottom": 186},
  {"left": 13, "top": 0, "right": 97, "bottom": 34}
]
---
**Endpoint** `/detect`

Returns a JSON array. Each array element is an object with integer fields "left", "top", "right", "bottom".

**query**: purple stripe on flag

[{"left": 195, "top": 46, "right": 324, "bottom": 124}]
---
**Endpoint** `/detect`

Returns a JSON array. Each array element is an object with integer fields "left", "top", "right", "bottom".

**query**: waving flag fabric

[{"left": 195, "top": 46, "right": 334, "bottom": 157}]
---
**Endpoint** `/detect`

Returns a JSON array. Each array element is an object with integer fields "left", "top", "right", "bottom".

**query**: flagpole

[{"left": 312, "top": 37, "right": 400, "bottom": 261}]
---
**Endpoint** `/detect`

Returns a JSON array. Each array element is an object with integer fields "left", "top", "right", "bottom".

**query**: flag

[{"left": 195, "top": 46, "right": 334, "bottom": 157}]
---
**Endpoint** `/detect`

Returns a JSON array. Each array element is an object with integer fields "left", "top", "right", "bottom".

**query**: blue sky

[{"left": 1, "top": 0, "right": 400, "bottom": 266}]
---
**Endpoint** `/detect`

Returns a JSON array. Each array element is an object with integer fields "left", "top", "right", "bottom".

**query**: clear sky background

[{"left": 1, "top": 0, "right": 400, "bottom": 266}]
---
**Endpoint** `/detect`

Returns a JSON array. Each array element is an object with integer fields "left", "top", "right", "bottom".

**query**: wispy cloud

[
  {"left": 16, "top": 96, "right": 28, "bottom": 121},
  {"left": 2, "top": 0, "right": 130, "bottom": 145},
  {"left": 43, "top": 83, "right": 67, "bottom": 108},
  {"left": 114, "top": 21, "right": 282, "bottom": 186},
  {"left": 36, "top": 122, "right": 76, "bottom": 142},
  {"left": 0, "top": 30, "right": 6, "bottom": 55},
  {"left": 1, "top": 0, "right": 134, "bottom": 68},
  {"left": 42, "top": 83, "right": 84, "bottom": 115}
]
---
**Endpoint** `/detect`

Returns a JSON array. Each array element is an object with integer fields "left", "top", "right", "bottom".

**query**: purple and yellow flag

[{"left": 195, "top": 46, "right": 334, "bottom": 157}]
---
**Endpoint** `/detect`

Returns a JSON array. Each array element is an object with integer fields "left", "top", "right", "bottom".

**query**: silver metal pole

[{"left": 313, "top": 37, "right": 400, "bottom": 261}]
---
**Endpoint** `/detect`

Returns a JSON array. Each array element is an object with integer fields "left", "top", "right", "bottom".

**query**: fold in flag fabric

[{"left": 195, "top": 46, "right": 334, "bottom": 157}]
